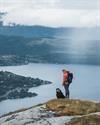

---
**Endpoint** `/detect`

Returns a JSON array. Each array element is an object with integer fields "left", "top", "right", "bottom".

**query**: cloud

[
  {"left": 2, "top": 9, "right": 99, "bottom": 27},
  {"left": 0, "top": 0, "right": 98, "bottom": 10},
  {"left": 0, "top": 0, "right": 99, "bottom": 27}
]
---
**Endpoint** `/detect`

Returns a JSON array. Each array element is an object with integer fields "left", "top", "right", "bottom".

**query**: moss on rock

[
  {"left": 46, "top": 99, "right": 100, "bottom": 116},
  {"left": 65, "top": 114, "right": 100, "bottom": 125}
]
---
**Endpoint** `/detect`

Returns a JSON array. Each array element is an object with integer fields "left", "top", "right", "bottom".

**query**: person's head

[
  {"left": 62, "top": 69, "right": 66, "bottom": 72},
  {"left": 62, "top": 69, "right": 68, "bottom": 73}
]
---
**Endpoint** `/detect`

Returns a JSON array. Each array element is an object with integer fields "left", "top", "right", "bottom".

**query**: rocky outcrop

[
  {"left": 0, "top": 104, "right": 71, "bottom": 125},
  {"left": 0, "top": 99, "right": 100, "bottom": 125},
  {"left": 65, "top": 114, "right": 100, "bottom": 125},
  {"left": 46, "top": 99, "right": 100, "bottom": 116}
]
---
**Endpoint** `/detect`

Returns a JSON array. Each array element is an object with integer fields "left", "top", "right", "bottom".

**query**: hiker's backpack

[{"left": 68, "top": 72, "right": 73, "bottom": 84}]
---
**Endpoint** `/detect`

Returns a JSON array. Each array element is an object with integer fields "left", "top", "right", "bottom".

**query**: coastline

[{"left": 0, "top": 71, "right": 52, "bottom": 102}]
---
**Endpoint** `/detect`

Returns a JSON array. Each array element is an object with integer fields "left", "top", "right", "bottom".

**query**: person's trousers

[{"left": 64, "top": 84, "right": 70, "bottom": 98}]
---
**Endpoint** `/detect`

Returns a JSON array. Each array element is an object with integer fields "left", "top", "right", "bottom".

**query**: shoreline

[{"left": 0, "top": 54, "right": 100, "bottom": 67}]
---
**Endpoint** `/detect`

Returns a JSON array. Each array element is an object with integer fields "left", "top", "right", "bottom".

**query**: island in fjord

[{"left": 0, "top": 71, "right": 51, "bottom": 102}]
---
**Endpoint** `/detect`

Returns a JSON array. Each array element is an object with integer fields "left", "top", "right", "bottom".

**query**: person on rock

[{"left": 62, "top": 69, "right": 71, "bottom": 98}]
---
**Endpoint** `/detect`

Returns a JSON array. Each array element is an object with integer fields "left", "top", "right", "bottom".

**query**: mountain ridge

[{"left": 0, "top": 25, "right": 99, "bottom": 38}]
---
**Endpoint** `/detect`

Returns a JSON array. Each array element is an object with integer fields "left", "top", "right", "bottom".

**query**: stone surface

[
  {"left": 0, "top": 104, "right": 72, "bottom": 125},
  {"left": 0, "top": 99, "right": 100, "bottom": 125}
]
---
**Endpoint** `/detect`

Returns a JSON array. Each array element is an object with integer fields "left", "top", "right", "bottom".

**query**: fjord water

[{"left": 0, "top": 63, "right": 100, "bottom": 116}]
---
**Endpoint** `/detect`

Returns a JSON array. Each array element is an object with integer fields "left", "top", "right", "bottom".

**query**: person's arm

[{"left": 62, "top": 73, "right": 68, "bottom": 85}]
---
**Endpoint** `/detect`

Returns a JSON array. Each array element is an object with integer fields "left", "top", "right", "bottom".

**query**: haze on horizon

[{"left": 0, "top": 0, "right": 99, "bottom": 27}]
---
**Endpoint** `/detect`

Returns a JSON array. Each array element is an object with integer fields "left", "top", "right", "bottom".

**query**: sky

[{"left": 0, "top": 0, "right": 99, "bottom": 27}]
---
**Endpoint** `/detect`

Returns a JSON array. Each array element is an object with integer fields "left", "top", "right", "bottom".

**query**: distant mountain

[
  {"left": 0, "top": 25, "right": 99, "bottom": 38},
  {"left": 0, "top": 25, "right": 100, "bottom": 65},
  {"left": 0, "top": 25, "right": 72, "bottom": 38}
]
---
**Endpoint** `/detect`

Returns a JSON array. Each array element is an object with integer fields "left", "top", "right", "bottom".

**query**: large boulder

[
  {"left": 65, "top": 114, "right": 100, "bottom": 125},
  {"left": 46, "top": 99, "right": 100, "bottom": 116}
]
